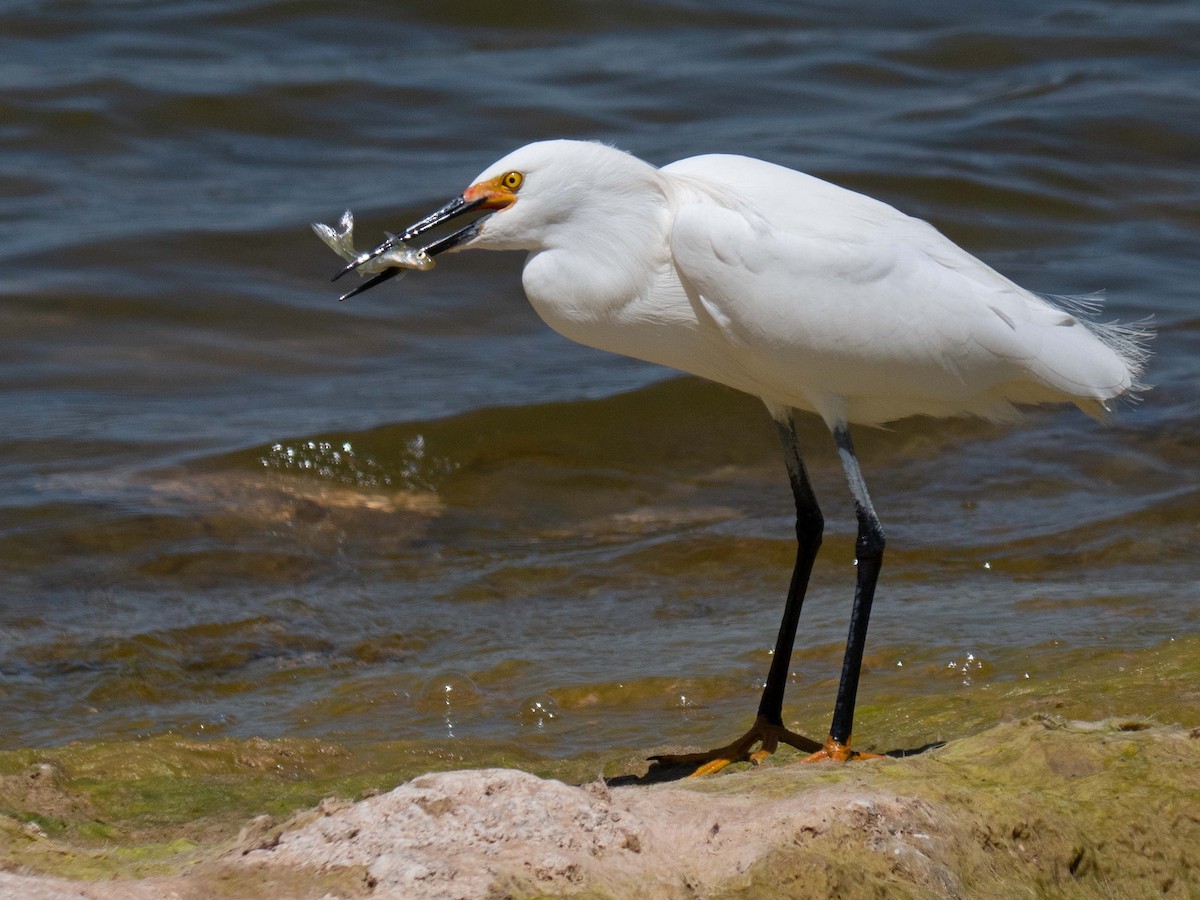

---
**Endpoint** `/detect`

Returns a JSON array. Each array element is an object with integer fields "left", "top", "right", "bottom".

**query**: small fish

[{"left": 312, "top": 211, "right": 435, "bottom": 274}]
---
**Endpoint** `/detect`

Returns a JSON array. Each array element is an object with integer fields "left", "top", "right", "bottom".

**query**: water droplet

[
  {"left": 415, "top": 672, "right": 484, "bottom": 739},
  {"left": 516, "top": 694, "right": 560, "bottom": 728},
  {"left": 414, "top": 672, "right": 483, "bottom": 712}
]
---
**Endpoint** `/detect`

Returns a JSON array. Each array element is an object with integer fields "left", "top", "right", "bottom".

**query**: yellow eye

[{"left": 500, "top": 171, "right": 524, "bottom": 191}]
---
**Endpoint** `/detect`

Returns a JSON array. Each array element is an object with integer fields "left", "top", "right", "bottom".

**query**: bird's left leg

[
  {"left": 649, "top": 411, "right": 823, "bottom": 776},
  {"left": 803, "top": 423, "right": 886, "bottom": 763}
]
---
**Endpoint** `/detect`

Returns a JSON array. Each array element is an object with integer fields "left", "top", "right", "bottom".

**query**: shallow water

[{"left": 1, "top": 1, "right": 1197, "bottom": 760}]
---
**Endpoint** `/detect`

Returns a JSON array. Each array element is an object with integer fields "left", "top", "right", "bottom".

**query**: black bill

[
  {"left": 332, "top": 194, "right": 487, "bottom": 285},
  {"left": 335, "top": 217, "right": 488, "bottom": 302}
]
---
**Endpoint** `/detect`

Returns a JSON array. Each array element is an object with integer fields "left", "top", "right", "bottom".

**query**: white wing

[{"left": 662, "top": 155, "right": 1143, "bottom": 425}]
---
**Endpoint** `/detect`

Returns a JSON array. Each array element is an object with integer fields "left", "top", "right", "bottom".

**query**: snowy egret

[{"left": 329, "top": 140, "right": 1150, "bottom": 772}]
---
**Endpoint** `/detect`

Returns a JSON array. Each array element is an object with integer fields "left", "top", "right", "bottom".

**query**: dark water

[{"left": 1, "top": 1, "right": 1197, "bottom": 759}]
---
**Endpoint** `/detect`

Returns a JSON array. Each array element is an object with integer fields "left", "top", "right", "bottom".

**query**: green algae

[
  {"left": 1, "top": 634, "right": 1197, "bottom": 895},
  {"left": 847, "top": 635, "right": 1200, "bottom": 758},
  {"left": 704, "top": 718, "right": 1200, "bottom": 899}
]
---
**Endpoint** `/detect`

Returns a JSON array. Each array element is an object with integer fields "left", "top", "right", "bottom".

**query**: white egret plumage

[{"left": 327, "top": 139, "right": 1150, "bottom": 771}]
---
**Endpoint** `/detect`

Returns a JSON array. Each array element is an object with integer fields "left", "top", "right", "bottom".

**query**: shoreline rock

[{"left": 4, "top": 716, "right": 1197, "bottom": 899}]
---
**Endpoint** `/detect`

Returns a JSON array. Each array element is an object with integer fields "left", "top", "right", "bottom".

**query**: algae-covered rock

[{"left": 0, "top": 718, "right": 1196, "bottom": 899}]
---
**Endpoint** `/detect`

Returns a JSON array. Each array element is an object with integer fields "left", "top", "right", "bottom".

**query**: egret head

[{"left": 334, "top": 141, "right": 663, "bottom": 297}]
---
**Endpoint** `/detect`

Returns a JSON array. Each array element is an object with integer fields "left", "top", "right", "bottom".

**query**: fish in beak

[{"left": 325, "top": 174, "right": 522, "bottom": 301}]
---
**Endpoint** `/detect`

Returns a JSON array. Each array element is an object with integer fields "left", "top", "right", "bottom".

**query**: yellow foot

[
  {"left": 801, "top": 735, "right": 885, "bottom": 763},
  {"left": 648, "top": 715, "right": 823, "bottom": 777}
]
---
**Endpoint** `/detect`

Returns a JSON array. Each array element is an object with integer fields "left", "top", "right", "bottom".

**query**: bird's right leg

[
  {"left": 800, "top": 422, "right": 886, "bottom": 763},
  {"left": 649, "top": 412, "right": 823, "bottom": 776}
]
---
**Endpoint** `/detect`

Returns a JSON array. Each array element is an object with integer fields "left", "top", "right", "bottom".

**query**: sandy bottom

[{"left": 2, "top": 715, "right": 1197, "bottom": 899}]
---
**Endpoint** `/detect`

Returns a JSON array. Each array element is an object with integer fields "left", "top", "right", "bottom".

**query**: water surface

[{"left": 1, "top": 0, "right": 1197, "bottom": 760}]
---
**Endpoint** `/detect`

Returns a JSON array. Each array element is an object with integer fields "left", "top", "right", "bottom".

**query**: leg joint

[
  {"left": 855, "top": 510, "right": 885, "bottom": 561},
  {"left": 795, "top": 509, "right": 824, "bottom": 545}
]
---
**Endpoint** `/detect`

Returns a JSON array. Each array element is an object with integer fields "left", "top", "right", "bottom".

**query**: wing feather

[{"left": 663, "top": 155, "right": 1142, "bottom": 424}]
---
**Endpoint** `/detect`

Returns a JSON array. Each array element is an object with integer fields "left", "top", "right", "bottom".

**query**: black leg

[
  {"left": 827, "top": 423, "right": 886, "bottom": 746},
  {"left": 647, "top": 411, "right": 823, "bottom": 774},
  {"left": 756, "top": 414, "right": 824, "bottom": 726}
]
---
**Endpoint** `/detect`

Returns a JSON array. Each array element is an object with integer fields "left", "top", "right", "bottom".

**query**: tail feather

[
  {"left": 1041, "top": 292, "right": 1153, "bottom": 396},
  {"left": 1024, "top": 292, "right": 1154, "bottom": 410}
]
